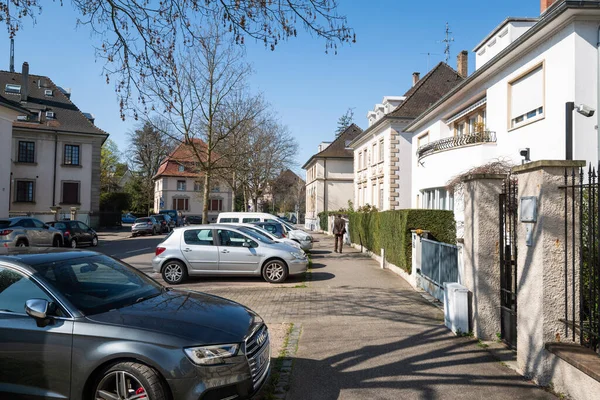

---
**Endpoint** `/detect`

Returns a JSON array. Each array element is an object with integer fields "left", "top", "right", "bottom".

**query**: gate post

[
  {"left": 461, "top": 173, "right": 506, "bottom": 340},
  {"left": 511, "top": 160, "right": 585, "bottom": 384}
]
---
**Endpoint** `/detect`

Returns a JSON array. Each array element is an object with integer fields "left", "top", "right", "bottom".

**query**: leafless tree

[{"left": 1, "top": 1, "right": 354, "bottom": 117}]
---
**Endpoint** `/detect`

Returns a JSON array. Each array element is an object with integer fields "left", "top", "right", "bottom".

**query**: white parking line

[{"left": 125, "top": 247, "right": 152, "bottom": 254}]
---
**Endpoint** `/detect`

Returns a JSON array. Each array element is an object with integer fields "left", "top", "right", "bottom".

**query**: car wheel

[
  {"left": 91, "top": 236, "right": 99, "bottom": 247},
  {"left": 52, "top": 236, "right": 61, "bottom": 247},
  {"left": 93, "top": 361, "right": 167, "bottom": 400},
  {"left": 16, "top": 239, "right": 28, "bottom": 247},
  {"left": 70, "top": 239, "right": 77, "bottom": 249},
  {"left": 152, "top": 227, "right": 157, "bottom": 236},
  {"left": 162, "top": 261, "right": 188, "bottom": 285},
  {"left": 262, "top": 259, "right": 289, "bottom": 283}
]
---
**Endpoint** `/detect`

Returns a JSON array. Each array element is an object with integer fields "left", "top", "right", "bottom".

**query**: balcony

[{"left": 417, "top": 131, "right": 497, "bottom": 161}]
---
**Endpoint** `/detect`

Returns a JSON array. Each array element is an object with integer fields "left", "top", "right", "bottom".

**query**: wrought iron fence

[
  {"left": 499, "top": 175, "right": 518, "bottom": 348},
  {"left": 563, "top": 165, "right": 600, "bottom": 354},
  {"left": 417, "top": 131, "right": 497, "bottom": 160}
]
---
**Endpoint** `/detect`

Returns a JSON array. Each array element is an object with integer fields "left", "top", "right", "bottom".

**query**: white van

[{"left": 216, "top": 212, "right": 313, "bottom": 250}]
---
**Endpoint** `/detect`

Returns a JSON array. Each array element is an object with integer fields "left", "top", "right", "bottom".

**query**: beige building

[
  {"left": 2, "top": 62, "right": 108, "bottom": 226},
  {"left": 302, "top": 124, "right": 362, "bottom": 230},
  {"left": 153, "top": 140, "right": 233, "bottom": 223},
  {"left": 0, "top": 98, "right": 25, "bottom": 218}
]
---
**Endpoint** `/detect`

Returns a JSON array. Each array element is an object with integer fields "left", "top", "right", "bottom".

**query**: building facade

[
  {"left": 303, "top": 124, "right": 362, "bottom": 230},
  {"left": 405, "top": 1, "right": 600, "bottom": 236},
  {"left": 2, "top": 62, "right": 108, "bottom": 226},
  {"left": 350, "top": 63, "right": 465, "bottom": 211},
  {"left": 153, "top": 140, "right": 233, "bottom": 223}
]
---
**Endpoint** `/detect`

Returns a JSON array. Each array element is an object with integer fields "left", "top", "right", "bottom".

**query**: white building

[
  {"left": 303, "top": 124, "right": 362, "bottom": 230},
  {"left": 1, "top": 62, "right": 108, "bottom": 226},
  {"left": 350, "top": 62, "right": 465, "bottom": 210},
  {"left": 153, "top": 140, "right": 233, "bottom": 223},
  {"left": 405, "top": 0, "right": 600, "bottom": 236}
]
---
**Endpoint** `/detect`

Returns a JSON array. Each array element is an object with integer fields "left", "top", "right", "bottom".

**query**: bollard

[{"left": 381, "top": 248, "right": 385, "bottom": 269}]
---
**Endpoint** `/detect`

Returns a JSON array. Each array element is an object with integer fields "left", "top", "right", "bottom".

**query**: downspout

[{"left": 52, "top": 131, "right": 58, "bottom": 206}]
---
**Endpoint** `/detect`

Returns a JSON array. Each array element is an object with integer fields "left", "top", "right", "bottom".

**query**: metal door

[
  {"left": 499, "top": 177, "right": 518, "bottom": 348},
  {"left": 216, "top": 229, "right": 260, "bottom": 272}
]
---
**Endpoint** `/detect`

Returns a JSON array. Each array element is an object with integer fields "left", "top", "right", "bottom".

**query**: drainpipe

[
  {"left": 597, "top": 25, "right": 600, "bottom": 163},
  {"left": 52, "top": 131, "right": 58, "bottom": 206}
]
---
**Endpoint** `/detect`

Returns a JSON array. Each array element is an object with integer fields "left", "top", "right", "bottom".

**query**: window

[
  {"left": 184, "top": 229, "right": 214, "bottom": 246},
  {"left": 64, "top": 145, "right": 80, "bottom": 165},
  {"left": 359, "top": 153, "right": 363, "bottom": 170},
  {"left": 372, "top": 184, "right": 376, "bottom": 207},
  {"left": 456, "top": 123, "right": 465, "bottom": 136},
  {"left": 509, "top": 64, "right": 544, "bottom": 128},
  {"left": 32, "top": 219, "right": 46, "bottom": 229},
  {"left": 242, "top": 217, "right": 260, "bottom": 223},
  {"left": 468, "top": 116, "right": 477, "bottom": 134},
  {"left": 0, "top": 267, "right": 52, "bottom": 314},
  {"left": 18, "top": 141, "right": 35, "bottom": 163},
  {"left": 217, "top": 229, "right": 255, "bottom": 248},
  {"left": 417, "top": 132, "right": 429, "bottom": 147},
  {"left": 379, "top": 140, "right": 384, "bottom": 162},
  {"left": 45, "top": 89, "right": 53, "bottom": 97},
  {"left": 5, "top": 84, "right": 20, "bottom": 94},
  {"left": 177, "top": 180, "right": 186, "bottom": 191},
  {"left": 194, "top": 181, "right": 202, "bottom": 191},
  {"left": 420, "top": 188, "right": 454, "bottom": 211},
  {"left": 211, "top": 184, "right": 220, "bottom": 192},
  {"left": 357, "top": 187, "right": 362, "bottom": 206},
  {"left": 62, "top": 182, "right": 80, "bottom": 204},
  {"left": 209, "top": 199, "right": 223, "bottom": 211},
  {"left": 178, "top": 164, "right": 185, "bottom": 172},
  {"left": 15, "top": 181, "right": 34, "bottom": 202},
  {"left": 172, "top": 198, "right": 189, "bottom": 211},
  {"left": 220, "top": 217, "right": 239, "bottom": 223},
  {"left": 372, "top": 143, "right": 377, "bottom": 165},
  {"left": 379, "top": 186, "right": 384, "bottom": 210}
]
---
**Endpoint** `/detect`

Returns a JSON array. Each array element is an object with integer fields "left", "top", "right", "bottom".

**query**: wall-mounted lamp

[{"left": 519, "top": 148, "right": 530, "bottom": 164}]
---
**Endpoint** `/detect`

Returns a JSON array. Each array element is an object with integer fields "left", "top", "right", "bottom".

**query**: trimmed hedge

[
  {"left": 318, "top": 212, "right": 329, "bottom": 231},
  {"left": 349, "top": 209, "right": 456, "bottom": 273}
]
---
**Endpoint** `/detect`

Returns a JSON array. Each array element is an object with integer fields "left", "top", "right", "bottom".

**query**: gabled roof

[
  {"left": 0, "top": 68, "right": 109, "bottom": 137},
  {"left": 154, "top": 139, "right": 207, "bottom": 179},
  {"left": 278, "top": 168, "right": 306, "bottom": 184},
  {"left": 302, "top": 124, "right": 363, "bottom": 169}
]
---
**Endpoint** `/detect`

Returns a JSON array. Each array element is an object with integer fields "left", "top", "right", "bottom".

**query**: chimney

[
  {"left": 457, "top": 50, "right": 468, "bottom": 78},
  {"left": 21, "top": 62, "right": 29, "bottom": 103},
  {"left": 540, "top": 0, "right": 557, "bottom": 14},
  {"left": 412, "top": 72, "right": 420, "bottom": 86}
]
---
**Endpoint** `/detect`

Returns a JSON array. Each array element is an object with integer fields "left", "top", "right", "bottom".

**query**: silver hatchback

[
  {"left": 152, "top": 224, "right": 308, "bottom": 284},
  {"left": 0, "top": 217, "right": 64, "bottom": 247}
]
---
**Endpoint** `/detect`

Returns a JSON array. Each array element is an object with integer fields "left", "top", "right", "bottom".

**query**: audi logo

[{"left": 256, "top": 330, "right": 267, "bottom": 346}]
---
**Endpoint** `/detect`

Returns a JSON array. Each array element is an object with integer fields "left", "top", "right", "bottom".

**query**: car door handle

[
  {"left": 221, "top": 249, "right": 230, "bottom": 254},
  {"left": 183, "top": 248, "right": 192, "bottom": 252}
]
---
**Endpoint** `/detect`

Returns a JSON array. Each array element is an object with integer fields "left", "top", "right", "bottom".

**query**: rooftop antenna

[
  {"left": 9, "top": 38, "right": 14, "bottom": 73},
  {"left": 440, "top": 22, "right": 454, "bottom": 63},
  {"left": 420, "top": 52, "right": 441, "bottom": 70}
]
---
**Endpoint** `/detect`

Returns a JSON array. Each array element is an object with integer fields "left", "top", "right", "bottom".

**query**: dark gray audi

[{"left": 0, "top": 248, "right": 270, "bottom": 400}]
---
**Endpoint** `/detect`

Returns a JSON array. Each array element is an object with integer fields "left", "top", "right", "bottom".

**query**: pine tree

[{"left": 336, "top": 108, "right": 355, "bottom": 136}]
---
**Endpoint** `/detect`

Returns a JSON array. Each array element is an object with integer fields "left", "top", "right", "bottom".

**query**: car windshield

[
  {"left": 247, "top": 225, "right": 276, "bottom": 239},
  {"left": 238, "top": 227, "right": 275, "bottom": 244},
  {"left": 31, "top": 255, "right": 162, "bottom": 316},
  {"left": 276, "top": 218, "right": 294, "bottom": 231}
]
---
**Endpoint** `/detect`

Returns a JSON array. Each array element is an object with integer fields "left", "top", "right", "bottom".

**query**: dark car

[
  {"left": 185, "top": 215, "right": 203, "bottom": 225},
  {"left": 151, "top": 214, "right": 171, "bottom": 233},
  {"left": 159, "top": 210, "right": 182, "bottom": 227},
  {"left": 47, "top": 220, "right": 98, "bottom": 248},
  {"left": 251, "top": 221, "right": 287, "bottom": 239},
  {"left": 0, "top": 249, "right": 270, "bottom": 400}
]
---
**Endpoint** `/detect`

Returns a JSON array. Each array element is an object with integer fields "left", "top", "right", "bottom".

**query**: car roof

[{"left": 0, "top": 248, "right": 102, "bottom": 269}]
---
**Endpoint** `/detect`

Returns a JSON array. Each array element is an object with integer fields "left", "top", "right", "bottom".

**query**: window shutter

[{"left": 510, "top": 66, "right": 543, "bottom": 119}]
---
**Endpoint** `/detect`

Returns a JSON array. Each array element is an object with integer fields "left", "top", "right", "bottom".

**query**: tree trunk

[
  {"left": 202, "top": 172, "right": 210, "bottom": 223},
  {"left": 231, "top": 171, "right": 236, "bottom": 212},
  {"left": 243, "top": 187, "right": 248, "bottom": 212}
]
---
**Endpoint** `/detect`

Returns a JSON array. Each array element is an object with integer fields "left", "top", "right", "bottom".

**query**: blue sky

[{"left": 0, "top": 1, "right": 540, "bottom": 174}]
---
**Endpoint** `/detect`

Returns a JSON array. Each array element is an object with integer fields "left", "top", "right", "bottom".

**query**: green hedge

[
  {"left": 349, "top": 209, "right": 456, "bottom": 273},
  {"left": 318, "top": 212, "right": 329, "bottom": 231}
]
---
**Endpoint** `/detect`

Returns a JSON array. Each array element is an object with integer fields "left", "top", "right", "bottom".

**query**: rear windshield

[
  {"left": 135, "top": 218, "right": 150, "bottom": 223},
  {"left": 220, "top": 218, "right": 239, "bottom": 223},
  {"left": 0, "top": 221, "right": 10, "bottom": 229},
  {"left": 160, "top": 210, "right": 177, "bottom": 219},
  {"left": 52, "top": 222, "right": 68, "bottom": 230}
]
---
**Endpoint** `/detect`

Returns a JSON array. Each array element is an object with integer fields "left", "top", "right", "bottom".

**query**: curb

[{"left": 272, "top": 324, "right": 302, "bottom": 399}]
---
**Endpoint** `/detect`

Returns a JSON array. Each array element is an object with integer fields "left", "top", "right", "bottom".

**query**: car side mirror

[{"left": 25, "top": 299, "right": 51, "bottom": 327}]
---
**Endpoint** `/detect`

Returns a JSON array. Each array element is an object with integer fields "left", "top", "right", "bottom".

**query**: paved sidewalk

[{"left": 203, "top": 233, "right": 555, "bottom": 400}]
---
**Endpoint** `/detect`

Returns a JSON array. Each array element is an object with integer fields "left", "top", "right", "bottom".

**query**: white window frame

[{"left": 508, "top": 62, "right": 545, "bottom": 130}]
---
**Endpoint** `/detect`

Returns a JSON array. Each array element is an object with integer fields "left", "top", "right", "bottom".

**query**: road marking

[{"left": 125, "top": 247, "right": 152, "bottom": 254}]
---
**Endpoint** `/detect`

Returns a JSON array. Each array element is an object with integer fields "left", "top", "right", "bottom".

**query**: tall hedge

[{"left": 349, "top": 209, "right": 456, "bottom": 273}]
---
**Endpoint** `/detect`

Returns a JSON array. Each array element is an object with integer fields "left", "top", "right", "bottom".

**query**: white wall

[{"left": 0, "top": 109, "right": 17, "bottom": 218}]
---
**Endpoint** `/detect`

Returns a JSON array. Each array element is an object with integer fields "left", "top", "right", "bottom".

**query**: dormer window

[
  {"left": 178, "top": 165, "right": 185, "bottom": 172},
  {"left": 5, "top": 84, "right": 21, "bottom": 94},
  {"left": 44, "top": 89, "right": 53, "bottom": 97},
  {"left": 45, "top": 111, "right": 55, "bottom": 119}
]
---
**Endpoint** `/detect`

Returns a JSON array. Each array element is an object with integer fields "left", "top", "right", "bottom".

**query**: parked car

[
  {"left": 151, "top": 214, "right": 171, "bottom": 233},
  {"left": 0, "top": 217, "right": 63, "bottom": 247},
  {"left": 121, "top": 213, "right": 137, "bottom": 224},
  {"left": 185, "top": 215, "right": 203, "bottom": 225},
  {"left": 0, "top": 248, "right": 270, "bottom": 399},
  {"left": 159, "top": 210, "right": 182, "bottom": 227},
  {"left": 47, "top": 220, "right": 98, "bottom": 248},
  {"left": 228, "top": 222, "right": 302, "bottom": 250},
  {"left": 153, "top": 224, "right": 308, "bottom": 284},
  {"left": 216, "top": 212, "right": 313, "bottom": 251},
  {"left": 252, "top": 221, "right": 287, "bottom": 239},
  {"left": 131, "top": 217, "right": 161, "bottom": 237}
]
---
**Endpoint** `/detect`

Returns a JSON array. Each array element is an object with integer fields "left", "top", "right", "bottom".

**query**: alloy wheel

[
  {"left": 164, "top": 264, "right": 183, "bottom": 283},
  {"left": 17, "top": 241, "right": 27, "bottom": 247},
  {"left": 70, "top": 239, "right": 77, "bottom": 249},
  {"left": 95, "top": 370, "right": 147, "bottom": 400},
  {"left": 92, "top": 236, "right": 99, "bottom": 246},
  {"left": 265, "top": 262, "right": 285, "bottom": 282}
]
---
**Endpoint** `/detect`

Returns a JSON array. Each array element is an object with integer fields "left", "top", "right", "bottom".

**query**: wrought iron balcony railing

[{"left": 417, "top": 131, "right": 497, "bottom": 160}]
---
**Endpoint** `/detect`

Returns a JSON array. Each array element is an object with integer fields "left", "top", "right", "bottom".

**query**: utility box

[{"left": 444, "top": 283, "right": 469, "bottom": 335}]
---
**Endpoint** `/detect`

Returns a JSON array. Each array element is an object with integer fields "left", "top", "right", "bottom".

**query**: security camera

[
  {"left": 576, "top": 104, "right": 595, "bottom": 117},
  {"left": 519, "top": 148, "right": 530, "bottom": 164}
]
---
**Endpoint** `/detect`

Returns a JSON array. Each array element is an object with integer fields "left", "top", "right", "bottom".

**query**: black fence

[
  {"left": 499, "top": 175, "right": 518, "bottom": 348},
  {"left": 563, "top": 165, "right": 600, "bottom": 353}
]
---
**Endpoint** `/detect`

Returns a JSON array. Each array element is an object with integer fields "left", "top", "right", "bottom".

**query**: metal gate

[
  {"left": 499, "top": 176, "right": 518, "bottom": 348},
  {"left": 420, "top": 238, "right": 459, "bottom": 302}
]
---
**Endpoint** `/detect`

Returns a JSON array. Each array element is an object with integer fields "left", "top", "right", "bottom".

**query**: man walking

[{"left": 333, "top": 214, "right": 346, "bottom": 253}]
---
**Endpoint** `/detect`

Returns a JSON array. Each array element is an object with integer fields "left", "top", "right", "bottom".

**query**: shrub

[
  {"left": 349, "top": 209, "right": 456, "bottom": 273},
  {"left": 318, "top": 211, "right": 329, "bottom": 231}
]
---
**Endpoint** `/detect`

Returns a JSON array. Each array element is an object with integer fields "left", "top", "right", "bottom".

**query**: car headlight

[
  {"left": 290, "top": 252, "right": 305, "bottom": 260},
  {"left": 184, "top": 344, "right": 239, "bottom": 365}
]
